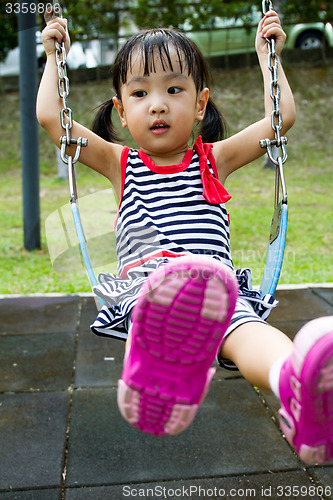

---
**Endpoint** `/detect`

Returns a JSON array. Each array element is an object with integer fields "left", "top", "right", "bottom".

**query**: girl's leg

[
  {"left": 221, "top": 317, "right": 333, "bottom": 465},
  {"left": 117, "top": 256, "right": 239, "bottom": 437},
  {"left": 220, "top": 321, "right": 292, "bottom": 390}
]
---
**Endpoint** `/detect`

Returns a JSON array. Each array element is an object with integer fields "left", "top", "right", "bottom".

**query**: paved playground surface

[{"left": 0, "top": 286, "right": 332, "bottom": 499}]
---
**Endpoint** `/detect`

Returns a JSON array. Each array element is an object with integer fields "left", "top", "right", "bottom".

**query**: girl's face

[{"left": 113, "top": 46, "right": 209, "bottom": 162}]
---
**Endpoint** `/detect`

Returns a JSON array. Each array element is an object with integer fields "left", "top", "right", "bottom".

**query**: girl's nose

[{"left": 149, "top": 98, "right": 168, "bottom": 115}]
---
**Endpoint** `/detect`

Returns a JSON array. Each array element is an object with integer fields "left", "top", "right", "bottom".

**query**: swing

[
  {"left": 52, "top": 0, "right": 288, "bottom": 304},
  {"left": 259, "top": 0, "right": 289, "bottom": 295}
]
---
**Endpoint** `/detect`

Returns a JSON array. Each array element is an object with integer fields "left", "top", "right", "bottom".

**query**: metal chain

[
  {"left": 48, "top": 5, "right": 101, "bottom": 293},
  {"left": 260, "top": 0, "right": 288, "bottom": 205},
  {"left": 55, "top": 37, "right": 87, "bottom": 202}
]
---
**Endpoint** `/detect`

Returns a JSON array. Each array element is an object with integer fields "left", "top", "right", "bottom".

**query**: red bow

[{"left": 194, "top": 136, "right": 231, "bottom": 205}]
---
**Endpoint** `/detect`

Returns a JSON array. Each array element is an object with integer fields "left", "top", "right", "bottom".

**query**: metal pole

[{"left": 18, "top": 1, "right": 41, "bottom": 250}]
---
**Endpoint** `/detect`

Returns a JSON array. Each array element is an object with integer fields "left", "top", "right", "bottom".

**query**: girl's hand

[
  {"left": 41, "top": 16, "right": 70, "bottom": 57},
  {"left": 256, "top": 10, "right": 286, "bottom": 57}
]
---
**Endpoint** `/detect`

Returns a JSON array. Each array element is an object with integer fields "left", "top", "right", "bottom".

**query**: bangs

[{"left": 113, "top": 28, "right": 209, "bottom": 94}]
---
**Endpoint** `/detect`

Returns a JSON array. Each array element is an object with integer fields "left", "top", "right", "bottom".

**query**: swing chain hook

[
  {"left": 259, "top": 0, "right": 288, "bottom": 205},
  {"left": 55, "top": 39, "right": 88, "bottom": 165}
]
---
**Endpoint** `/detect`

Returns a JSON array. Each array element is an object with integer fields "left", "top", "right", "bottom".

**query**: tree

[
  {"left": 129, "top": 0, "right": 260, "bottom": 31},
  {"left": 129, "top": 0, "right": 192, "bottom": 30},
  {"left": 60, "top": 0, "right": 125, "bottom": 40},
  {"left": 280, "top": 0, "right": 331, "bottom": 23},
  {"left": 0, "top": 9, "right": 18, "bottom": 62}
]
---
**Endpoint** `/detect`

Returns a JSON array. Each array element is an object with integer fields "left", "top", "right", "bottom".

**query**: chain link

[{"left": 260, "top": 0, "right": 288, "bottom": 204}]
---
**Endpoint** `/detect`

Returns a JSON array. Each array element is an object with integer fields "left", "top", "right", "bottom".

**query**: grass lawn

[{"left": 0, "top": 63, "right": 332, "bottom": 295}]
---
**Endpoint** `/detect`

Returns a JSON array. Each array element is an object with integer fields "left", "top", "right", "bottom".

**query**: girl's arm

[
  {"left": 213, "top": 10, "right": 296, "bottom": 183},
  {"left": 36, "top": 18, "right": 123, "bottom": 197}
]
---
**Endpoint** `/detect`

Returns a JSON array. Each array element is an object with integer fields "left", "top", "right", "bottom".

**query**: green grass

[{"left": 0, "top": 64, "right": 332, "bottom": 294}]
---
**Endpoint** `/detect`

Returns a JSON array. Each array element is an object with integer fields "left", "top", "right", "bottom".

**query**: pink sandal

[
  {"left": 117, "top": 256, "right": 238, "bottom": 436},
  {"left": 279, "top": 316, "right": 333, "bottom": 464}
]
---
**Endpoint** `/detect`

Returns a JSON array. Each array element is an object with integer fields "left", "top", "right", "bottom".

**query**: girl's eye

[
  {"left": 132, "top": 90, "right": 147, "bottom": 98},
  {"left": 168, "top": 87, "right": 182, "bottom": 95}
]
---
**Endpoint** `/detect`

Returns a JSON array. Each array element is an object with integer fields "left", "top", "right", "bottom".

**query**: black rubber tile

[
  {"left": 312, "top": 288, "right": 333, "bottom": 308},
  {"left": 77, "top": 297, "right": 99, "bottom": 332},
  {"left": 64, "top": 470, "right": 322, "bottom": 500},
  {"left": 75, "top": 297, "right": 125, "bottom": 388},
  {"left": 269, "top": 289, "right": 333, "bottom": 324},
  {"left": 268, "top": 288, "right": 333, "bottom": 341},
  {"left": 0, "top": 296, "right": 79, "bottom": 335},
  {"left": 65, "top": 379, "right": 300, "bottom": 487},
  {"left": 308, "top": 467, "right": 333, "bottom": 499},
  {"left": 0, "top": 392, "right": 69, "bottom": 491},
  {"left": 257, "top": 388, "right": 280, "bottom": 415},
  {"left": 0, "top": 332, "right": 76, "bottom": 392},
  {"left": 0, "top": 490, "right": 60, "bottom": 500}
]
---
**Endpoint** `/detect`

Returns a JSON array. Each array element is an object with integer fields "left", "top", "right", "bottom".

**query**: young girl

[{"left": 37, "top": 11, "right": 333, "bottom": 464}]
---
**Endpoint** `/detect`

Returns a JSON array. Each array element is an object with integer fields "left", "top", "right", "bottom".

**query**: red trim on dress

[
  {"left": 114, "top": 147, "right": 130, "bottom": 230},
  {"left": 119, "top": 250, "right": 186, "bottom": 278},
  {"left": 138, "top": 149, "right": 193, "bottom": 174}
]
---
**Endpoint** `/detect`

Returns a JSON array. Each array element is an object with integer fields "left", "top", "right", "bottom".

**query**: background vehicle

[{"left": 186, "top": 17, "right": 333, "bottom": 57}]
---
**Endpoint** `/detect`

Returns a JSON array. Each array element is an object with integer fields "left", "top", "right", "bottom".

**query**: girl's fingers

[
  {"left": 256, "top": 10, "right": 286, "bottom": 56},
  {"left": 45, "top": 17, "right": 67, "bottom": 32},
  {"left": 262, "top": 11, "right": 281, "bottom": 27},
  {"left": 261, "top": 10, "right": 285, "bottom": 38},
  {"left": 43, "top": 19, "right": 67, "bottom": 43},
  {"left": 44, "top": 8, "right": 55, "bottom": 24},
  {"left": 263, "top": 23, "right": 282, "bottom": 36},
  {"left": 41, "top": 16, "right": 70, "bottom": 56},
  {"left": 43, "top": 27, "right": 66, "bottom": 44},
  {"left": 45, "top": 29, "right": 66, "bottom": 44},
  {"left": 263, "top": 15, "right": 281, "bottom": 27},
  {"left": 263, "top": 9, "right": 279, "bottom": 19},
  {"left": 262, "top": 23, "right": 283, "bottom": 37}
]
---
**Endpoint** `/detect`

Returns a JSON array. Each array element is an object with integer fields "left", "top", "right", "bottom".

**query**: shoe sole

[
  {"left": 279, "top": 316, "right": 333, "bottom": 464},
  {"left": 117, "top": 256, "right": 238, "bottom": 436}
]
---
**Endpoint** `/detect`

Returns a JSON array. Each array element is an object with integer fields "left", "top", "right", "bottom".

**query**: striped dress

[{"left": 91, "top": 137, "right": 277, "bottom": 343}]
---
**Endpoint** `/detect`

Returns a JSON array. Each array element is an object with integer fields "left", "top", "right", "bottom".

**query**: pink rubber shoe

[
  {"left": 279, "top": 316, "right": 333, "bottom": 464},
  {"left": 117, "top": 256, "right": 238, "bottom": 436}
]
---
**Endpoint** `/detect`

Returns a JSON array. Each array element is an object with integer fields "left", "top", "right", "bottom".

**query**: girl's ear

[
  {"left": 195, "top": 87, "right": 209, "bottom": 122},
  {"left": 112, "top": 96, "right": 127, "bottom": 128}
]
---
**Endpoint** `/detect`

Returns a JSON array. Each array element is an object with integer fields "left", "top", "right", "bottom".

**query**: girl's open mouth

[{"left": 151, "top": 120, "right": 170, "bottom": 135}]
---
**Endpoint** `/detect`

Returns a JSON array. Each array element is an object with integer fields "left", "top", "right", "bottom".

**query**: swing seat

[{"left": 260, "top": 200, "right": 288, "bottom": 297}]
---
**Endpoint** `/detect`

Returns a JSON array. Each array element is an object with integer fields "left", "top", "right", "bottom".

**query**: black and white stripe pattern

[
  {"left": 92, "top": 258, "right": 171, "bottom": 339},
  {"left": 115, "top": 147, "right": 233, "bottom": 277}
]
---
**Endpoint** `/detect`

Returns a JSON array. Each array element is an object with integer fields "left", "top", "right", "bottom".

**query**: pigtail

[
  {"left": 200, "top": 97, "right": 228, "bottom": 143},
  {"left": 92, "top": 98, "right": 121, "bottom": 143}
]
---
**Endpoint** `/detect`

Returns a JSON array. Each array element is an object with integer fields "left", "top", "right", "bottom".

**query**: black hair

[{"left": 92, "top": 28, "right": 227, "bottom": 144}]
